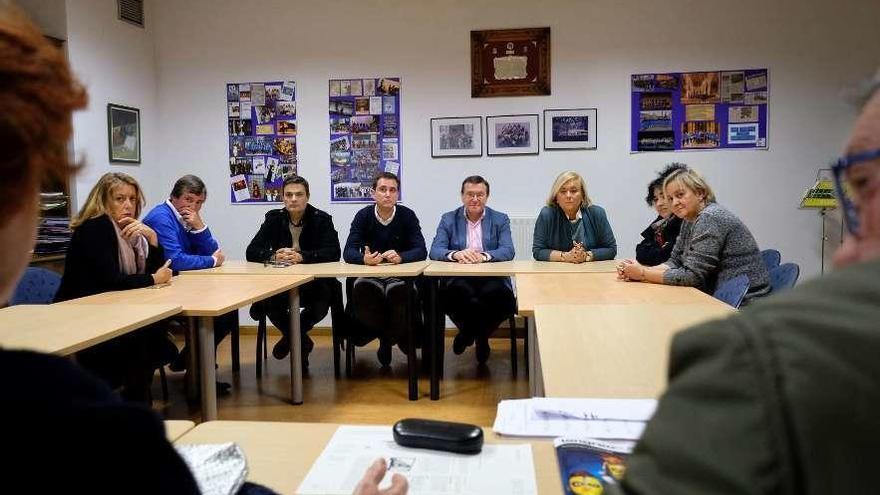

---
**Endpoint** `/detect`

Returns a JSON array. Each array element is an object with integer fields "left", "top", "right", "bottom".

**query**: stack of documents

[{"left": 493, "top": 398, "right": 657, "bottom": 445}]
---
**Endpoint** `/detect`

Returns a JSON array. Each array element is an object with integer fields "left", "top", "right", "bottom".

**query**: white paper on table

[
  {"left": 528, "top": 397, "right": 657, "bottom": 421},
  {"left": 493, "top": 399, "right": 652, "bottom": 440},
  {"left": 297, "top": 425, "right": 537, "bottom": 495}
]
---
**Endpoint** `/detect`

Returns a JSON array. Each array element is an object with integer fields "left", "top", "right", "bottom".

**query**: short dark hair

[
  {"left": 282, "top": 175, "right": 310, "bottom": 196},
  {"left": 171, "top": 174, "right": 207, "bottom": 198},
  {"left": 460, "top": 175, "right": 490, "bottom": 195},
  {"left": 645, "top": 162, "right": 689, "bottom": 206},
  {"left": 372, "top": 172, "right": 399, "bottom": 190}
]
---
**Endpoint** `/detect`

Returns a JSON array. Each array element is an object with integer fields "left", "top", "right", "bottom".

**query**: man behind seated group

[
  {"left": 246, "top": 175, "right": 342, "bottom": 367},
  {"left": 143, "top": 174, "right": 235, "bottom": 393},
  {"left": 429, "top": 175, "right": 516, "bottom": 363},
  {"left": 343, "top": 172, "right": 427, "bottom": 366}
]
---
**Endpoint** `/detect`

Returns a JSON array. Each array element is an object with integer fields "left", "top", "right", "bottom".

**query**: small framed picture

[
  {"left": 544, "top": 108, "right": 597, "bottom": 150},
  {"left": 486, "top": 114, "right": 539, "bottom": 156},
  {"left": 107, "top": 103, "right": 141, "bottom": 163},
  {"left": 430, "top": 116, "right": 483, "bottom": 158}
]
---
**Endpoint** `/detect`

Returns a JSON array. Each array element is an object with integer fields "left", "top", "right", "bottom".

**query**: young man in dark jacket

[
  {"left": 342, "top": 172, "right": 427, "bottom": 366},
  {"left": 246, "top": 176, "right": 342, "bottom": 366}
]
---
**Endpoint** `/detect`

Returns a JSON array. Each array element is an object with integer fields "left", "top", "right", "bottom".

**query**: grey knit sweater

[{"left": 663, "top": 202, "right": 770, "bottom": 303}]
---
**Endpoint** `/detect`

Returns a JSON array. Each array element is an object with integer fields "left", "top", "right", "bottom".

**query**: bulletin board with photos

[
  {"left": 226, "top": 80, "right": 297, "bottom": 203},
  {"left": 631, "top": 69, "right": 768, "bottom": 152},
  {"left": 329, "top": 77, "right": 401, "bottom": 203}
]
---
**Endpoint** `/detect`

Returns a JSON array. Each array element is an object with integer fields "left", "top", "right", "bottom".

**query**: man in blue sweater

[
  {"left": 143, "top": 175, "right": 234, "bottom": 393},
  {"left": 343, "top": 172, "right": 427, "bottom": 366}
]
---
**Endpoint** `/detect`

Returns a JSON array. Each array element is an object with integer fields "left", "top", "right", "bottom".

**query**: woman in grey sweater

[{"left": 618, "top": 167, "right": 770, "bottom": 304}]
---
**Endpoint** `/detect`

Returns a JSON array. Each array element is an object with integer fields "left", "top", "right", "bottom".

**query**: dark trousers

[
  {"left": 348, "top": 276, "right": 422, "bottom": 346},
  {"left": 263, "top": 278, "right": 341, "bottom": 341},
  {"left": 442, "top": 276, "right": 516, "bottom": 339}
]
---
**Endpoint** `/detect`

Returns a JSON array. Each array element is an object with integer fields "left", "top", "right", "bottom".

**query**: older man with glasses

[{"left": 608, "top": 72, "right": 880, "bottom": 495}]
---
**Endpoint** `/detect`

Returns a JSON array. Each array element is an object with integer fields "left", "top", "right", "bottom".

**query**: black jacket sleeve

[
  {"left": 398, "top": 208, "right": 427, "bottom": 263},
  {"left": 246, "top": 210, "right": 282, "bottom": 263},
  {"left": 300, "top": 209, "right": 341, "bottom": 263},
  {"left": 343, "top": 208, "right": 370, "bottom": 264},
  {"left": 636, "top": 217, "right": 681, "bottom": 266}
]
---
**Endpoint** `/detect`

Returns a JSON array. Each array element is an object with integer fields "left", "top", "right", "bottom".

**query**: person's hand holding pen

[
  {"left": 380, "top": 250, "right": 402, "bottom": 264},
  {"left": 363, "top": 246, "right": 383, "bottom": 266}
]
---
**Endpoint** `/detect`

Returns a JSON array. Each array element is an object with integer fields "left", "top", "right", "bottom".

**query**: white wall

[
  {"left": 17, "top": 0, "right": 66, "bottom": 39},
  {"left": 64, "top": 0, "right": 162, "bottom": 209},
  {"left": 105, "top": 0, "right": 875, "bottom": 287}
]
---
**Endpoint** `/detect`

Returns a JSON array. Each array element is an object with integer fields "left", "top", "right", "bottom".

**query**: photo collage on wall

[
  {"left": 631, "top": 69, "right": 768, "bottom": 152},
  {"left": 329, "top": 77, "right": 401, "bottom": 202},
  {"left": 227, "top": 80, "right": 297, "bottom": 203}
]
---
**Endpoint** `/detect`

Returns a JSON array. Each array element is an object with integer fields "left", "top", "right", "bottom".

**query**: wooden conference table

[
  {"left": 0, "top": 303, "right": 181, "bottom": 355},
  {"left": 164, "top": 420, "right": 196, "bottom": 441},
  {"left": 175, "top": 421, "right": 560, "bottom": 495},
  {"left": 532, "top": 303, "right": 734, "bottom": 398},
  {"left": 61, "top": 274, "right": 313, "bottom": 420},
  {"left": 516, "top": 272, "right": 732, "bottom": 396},
  {"left": 421, "top": 260, "right": 619, "bottom": 399},
  {"left": 183, "top": 260, "right": 431, "bottom": 400}
]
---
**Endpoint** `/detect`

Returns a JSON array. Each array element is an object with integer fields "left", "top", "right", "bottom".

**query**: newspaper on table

[
  {"left": 297, "top": 425, "right": 537, "bottom": 495},
  {"left": 175, "top": 442, "right": 248, "bottom": 495}
]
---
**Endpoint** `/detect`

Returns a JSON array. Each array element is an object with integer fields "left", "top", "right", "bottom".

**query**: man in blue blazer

[
  {"left": 429, "top": 176, "right": 516, "bottom": 363},
  {"left": 143, "top": 175, "right": 234, "bottom": 392}
]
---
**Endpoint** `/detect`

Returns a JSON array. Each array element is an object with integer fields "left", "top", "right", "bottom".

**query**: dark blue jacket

[{"left": 343, "top": 204, "right": 426, "bottom": 264}]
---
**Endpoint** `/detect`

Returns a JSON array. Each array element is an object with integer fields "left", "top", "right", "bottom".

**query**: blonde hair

[
  {"left": 546, "top": 170, "right": 592, "bottom": 208},
  {"left": 663, "top": 167, "right": 716, "bottom": 204},
  {"left": 71, "top": 172, "right": 145, "bottom": 229}
]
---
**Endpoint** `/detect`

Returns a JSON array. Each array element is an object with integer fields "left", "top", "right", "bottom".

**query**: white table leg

[
  {"left": 288, "top": 288, "right": 303, "bottom": 405},
  {"left": 198, "top": 316, "right": 217, "bottom": 421}
]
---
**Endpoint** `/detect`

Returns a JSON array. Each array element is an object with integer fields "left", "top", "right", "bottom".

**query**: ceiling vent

[{"left": 117, "top": 0, "right": 144, "bottom": 28}]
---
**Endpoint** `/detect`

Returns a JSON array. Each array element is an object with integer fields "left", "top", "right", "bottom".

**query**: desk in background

[
  {"left": 0, "top": 303, "right": 181, "bottom": 355},
  {"left": 183, "top": 260, "right": 431, "bottom": 400},
  {"left": 174, "top": 420, "right": 560, "bottom": 494},
  {"left": 533, "top": 303, "right": 733, "bottom": 398},
  {"left": 421, "top": 260, "right": 619, "bottom": 399},
  {"left": 514, "top": 272, "right": 729, "bottom": 395},
  {"left": 62, "top": 274, "right": 313, "bottom": 421}
]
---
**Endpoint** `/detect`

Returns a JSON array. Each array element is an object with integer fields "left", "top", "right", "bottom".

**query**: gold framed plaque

[{"left": 471, "top": 27, "right": 551, "bottom": 98}]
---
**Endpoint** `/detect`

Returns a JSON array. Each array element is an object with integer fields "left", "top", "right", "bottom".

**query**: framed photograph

[
  {"left": 471, "top": 27, "right": 551, "bottom": 97},
  {"left": 107, "top": 103, "right": 141, "bottom": 163},
  {"left": 486, "top": 114, "right": 539, "bottom": 156},
  {"left": 544, "top": 108, "right": 598, "bottom": 150},
  {"left": 430, "top": 116, "right": 483, "bottom": 158}
]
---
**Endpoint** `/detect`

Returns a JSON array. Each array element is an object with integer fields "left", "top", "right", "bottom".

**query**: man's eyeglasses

[{"left": 831, "top": 148, "right": 880, "bottom": 235}]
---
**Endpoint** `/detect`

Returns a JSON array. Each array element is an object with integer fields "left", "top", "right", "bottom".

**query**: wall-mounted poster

[
  {"left": 329, "top": 77, "right": 401, "bottom": 202},
  {"left": 630, "top": 69, "right": 768, "bottom": 152},
  {"left": 227, "top": 80, "right": 297, "bottom": 203}
]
